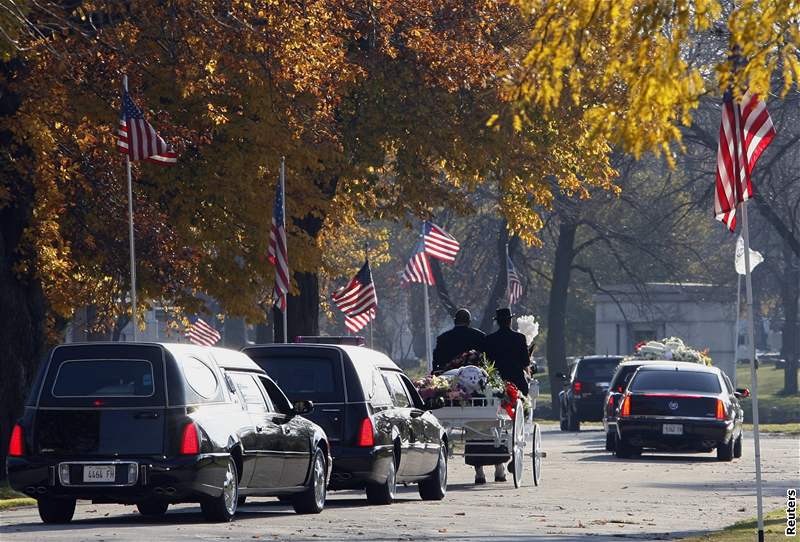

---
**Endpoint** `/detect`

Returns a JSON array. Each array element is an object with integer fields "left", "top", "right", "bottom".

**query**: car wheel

[
  {"left": 137, "top": 501, "right": 168, "bottom": 517},
  {"left": 366, "top": 454, "right": 397, "bottom": 505},
  {"left": 292, "top": 449, "right": 327, "bottom": 514},
  {"left": 37, "top": 498, "right": 76, "bottom": 524},
  {"left": 604, "top": 431, "right": 616, "bottom": 452},
  {"left": 733, "top": 434, "right": 743, "bottom": 458},
  {"left": 201, "top": 457, "right": 238, "bottom": 522},
  {"left": 614, "top": 437, "right": 637, "bottom": 459},
  {"left": 567, "top": 409, "right": 580, "bottom": 432},
  {"left": 419, "top": 445, "right": 447, "bottom": 501},
  {"left": 717, "top": 438, "right": 734, "bottom": 462},
  {"left": 559, "top": 407, "right": 568, "bottom": 431}
]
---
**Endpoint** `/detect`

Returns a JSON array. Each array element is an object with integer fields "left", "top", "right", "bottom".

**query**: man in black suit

[
  {"left": 432, "top": 308, "right": 485, "bottom": 373},
  {"left": 482, "top": 308, "right": 530, "bottom": 395}
]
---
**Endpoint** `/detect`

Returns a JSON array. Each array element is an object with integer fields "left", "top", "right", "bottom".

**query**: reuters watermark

[{"left": 788, "top": 488, "right": 797, "bottom": 537}]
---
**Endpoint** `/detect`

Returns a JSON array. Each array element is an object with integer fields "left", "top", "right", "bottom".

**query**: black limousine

[
  {"left": 615, "top": 362, "right": 746, "bottom": 460},
  {"left": 243, "top": 343, "right": 449, "bottom": 504},
  {"left": 6, "top": 343, "right": 331, "bottom": 523}
]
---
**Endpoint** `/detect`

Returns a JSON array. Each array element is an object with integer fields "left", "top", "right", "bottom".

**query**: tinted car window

[
  {"left": 383, "top": 372, "right": 411, "bottom": 408},
  {"left": 370, "top": 369, "right": 393, "bottom": 407},
  {"left": 230, "top": 372, "right": 271, "bottom": 414},
  {"left": 52, "top": 360, "right": 154, "bottom": 397},
  {"left": 256, "top": 356, "right": 344, "bottom": 404},
  {"left": 576, "top": 359, "right": 619, "bottom": 381},
  {"left": 181, "top": 357, "right": 219, "bottom": 399},
  {"left": 609, "top": 365, "right": 640, "bottom": 391},
  {"left": 630, "top": 370, "right": 722, "bottom": 393}
]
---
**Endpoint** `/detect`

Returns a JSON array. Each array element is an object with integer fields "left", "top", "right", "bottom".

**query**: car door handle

[
  {"left": 280, "top": 426, "right": 290, "bottom": 434},
  {"left": 255, "top": 425, "right": 264, "bottom": 433},
  {"left": 134, "top": 411, "right": 159, "bottom": 419}
]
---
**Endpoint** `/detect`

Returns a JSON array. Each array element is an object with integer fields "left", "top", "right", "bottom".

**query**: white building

[{"left": 594, "top": 283, "right": 737, "bottom": 381}]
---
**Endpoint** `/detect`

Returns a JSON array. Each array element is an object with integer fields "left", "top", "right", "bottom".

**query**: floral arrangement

[
  {"left": 516, "top": 315, "right": 540, "bottom": 347},
  {"left": 630, "top": 337, "right": 712, "bottom": 366}
]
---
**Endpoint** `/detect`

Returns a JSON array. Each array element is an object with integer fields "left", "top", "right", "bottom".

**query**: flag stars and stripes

[
  {"left": 332, "top": 260, "right": 378, "bottom": 333},
  {"left": 423, "top": 221, "right": 460, "bottom": 263},
  {"left": 402, "top": 240, "right": 435, "bottom": 286},
  {"left": 507, "top": 254, "right": 523, "bottom": 306},
  {"left": 268, "top": 177, "right": 289, "bottom": 310},
  {"left": 185, "top": 318, "right": 221, "bottom": 346},
  {"left": 116, "top": 91, "right": 177, "bottom": 165}
]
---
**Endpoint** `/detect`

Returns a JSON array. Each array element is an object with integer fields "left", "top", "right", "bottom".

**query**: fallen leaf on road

[
  {"left": 438, "top": 528, "right": 448, "bottom": 533},
  {"left": 455, "top": 512, "right": 466, "bottom": 516}
]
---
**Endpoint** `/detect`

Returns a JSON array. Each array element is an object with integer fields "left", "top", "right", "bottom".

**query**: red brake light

[
  {"left": 357, "top": 417, "right": 375, "bottom": 447},
  {"left": 715, "top": 399, "right": 725, "bottom": 420},
  {"left": 616, "top": 386, "right": 623, "bottom": 393},
  {"left": 8, "top": 424, "right": 23, "bottom": 457},
  {"left": 608, "top": 395, "right": 615, "bottom": 409},
  {"left": 620, "top": 396, "right": 631, "bottom": 417},
  {"left": 180, "top": 422, "right": 200, "bottom": 455},
  {"left": 573, "top": 381, "right": 583, "bottom": 394}
]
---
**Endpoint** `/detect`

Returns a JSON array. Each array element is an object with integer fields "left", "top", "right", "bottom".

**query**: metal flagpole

[
  {"left": 280, "top": 156, "right": 288, "bottom": 343},
  {"left": 123, "top": 75, "right": 138, "bottom": 342},
  {"left": 421, "top": 226, "right": 433, "bottom": 372},
  {"left": 732, "top": 274, "right": 741, "bottom": 388},
  {"left": 504, "top": 242, "right": 511, "bottom": 306},
  {"left": 741, "top": 199, "right": 765, "bottom": 542}
]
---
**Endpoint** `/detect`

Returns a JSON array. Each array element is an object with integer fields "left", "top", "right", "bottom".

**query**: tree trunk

[
  {"left": 546, "top": 222, "right": 577, "bottom": 409},
  {"left": 780, "top": 247, "right": 799, "bottom": 394},
  {"left": 479, "top": 225, "right": 510, "bottom": 333}
]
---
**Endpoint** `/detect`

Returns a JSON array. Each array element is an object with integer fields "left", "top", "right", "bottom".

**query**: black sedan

[
  {"left": 615, "top": 362, "right": 746, "bottom": 460},
  {"left": 243, "top": 342, "right": 449, "bottom": 504},
  {"left": 6, "top": 342, "right": 331, "bottom": 523}
]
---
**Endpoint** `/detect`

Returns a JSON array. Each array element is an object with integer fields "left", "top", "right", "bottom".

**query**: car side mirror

[
  {"left": 734, "top": 388, "right": 750, "bottom": 399},
  {"left": 292, "top": 400, "right": 314, "bottom": 415}
]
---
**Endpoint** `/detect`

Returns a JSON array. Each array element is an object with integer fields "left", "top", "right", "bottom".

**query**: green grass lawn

[
  {"left": 0, "top": 482, "right": 35, "bottom": 510},
  {"left": 736, "top": 364, "right": 800, "bottom": 424},
  {"left": 676, "top": 509, "right": 788, "bottom": 541}
]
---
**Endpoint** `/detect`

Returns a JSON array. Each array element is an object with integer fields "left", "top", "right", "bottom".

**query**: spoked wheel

[
  {"left": 511, "top": 398, "right": 525, "bottom": 488},
  {"left": 531, "top": 423, "right": 542, "bottom": 487}
]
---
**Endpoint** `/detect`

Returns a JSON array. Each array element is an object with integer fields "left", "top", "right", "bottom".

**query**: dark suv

[
  {"left": 558, "top": 355, "right": 623, "bottom": 431},
  {"left": 243, "top": 343, "right": 448, "bottom": 504},
  {"left": 7, "top": 343, "right": 330, "bottom": 523}
]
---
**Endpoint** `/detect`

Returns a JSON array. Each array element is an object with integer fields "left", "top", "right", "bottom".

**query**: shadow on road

[{"left": 579, "top": 453, "right": 720, "bottom": 463}]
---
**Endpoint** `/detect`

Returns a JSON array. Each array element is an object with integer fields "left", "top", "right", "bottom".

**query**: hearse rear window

[
  {"left": 256, "top": 357, "right": 344, "bottom": 403},
  {"left": 577, "top": 359, "right": 620, "bottom": 380},
  {"left": 52, "top": 360, "right": 154, "bottom": 397},
  {"left": 630, "top": 370, "right": 721, "bottom": 394}
]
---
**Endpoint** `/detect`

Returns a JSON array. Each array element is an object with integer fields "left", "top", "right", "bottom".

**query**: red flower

[
  {"left": 501, "top": 382, "right": 520, "bottom": 419},
  {"left": 634, "top": 341, "right": 647, "bottom": 353}
]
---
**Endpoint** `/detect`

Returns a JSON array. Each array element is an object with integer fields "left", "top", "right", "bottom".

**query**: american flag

[
  {"left": 116, "top": 91, "right": 177, "bottom": 164},
  {"left": 332, "top": 259, "right": 378, "bottom": 333},
  {"left": 268, "top": 176, "right": 289, "bottom": 310},
  {"left": 714, "top": 90, "right": 775, "bottom": 231},
  {"left": 401, "top": 240, "right": 435, "bottom": 285},
  {"left": 507, "top": 254, "right": 523, "bottom": 305},
  {"left": 423, "top": 221, "right": 460, "bottom": 263},
  {"left": 185, "top": 317, "right": 221, "bottom": 346}
]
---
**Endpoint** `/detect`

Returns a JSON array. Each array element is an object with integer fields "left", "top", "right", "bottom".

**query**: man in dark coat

[
  {"left": 432, "top": 308, "right": 485, "bottom": 373},
  {"left": 482, "top": 308, "right": 530, "bottom": 395}
]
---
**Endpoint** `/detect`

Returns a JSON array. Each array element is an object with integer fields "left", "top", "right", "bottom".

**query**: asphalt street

[{"left": 1, "top": 425, "right": 797, "bottom": 541}]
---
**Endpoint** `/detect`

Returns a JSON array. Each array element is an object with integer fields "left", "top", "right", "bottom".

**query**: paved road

[{"left": 1, "top": 426, "right": 797, "bottom": 541}]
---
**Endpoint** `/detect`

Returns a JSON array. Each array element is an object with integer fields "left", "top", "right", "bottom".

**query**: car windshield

[
  {"left": 52, "top": 360, "right": 154, "bottom": 397},
  {"left": 256, "top": 357, "right": 344, "bottom": 403},
  {"left": 630, "top": 370, "right": 721, "bottom": 393},
  {"left": 576, "top": 359, "right": 619, "bottom": 381}
]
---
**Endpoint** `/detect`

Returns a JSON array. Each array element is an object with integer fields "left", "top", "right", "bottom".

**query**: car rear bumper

[
  {"left": 6, "top": 453, "right": 229, "bottom": 503},
  {"left": 328, "top": 444, "right": 394, "bottom": 490},
  {"left": 617, "top": 418, "right": 734, "bottom": 451}
]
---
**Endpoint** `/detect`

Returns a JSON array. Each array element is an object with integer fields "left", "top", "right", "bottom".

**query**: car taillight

[
  {"left": 608, "top": 395, "right": 615, "bottom": 411},
  {"left": 8, "top": 424, "right": 23, "bottom": 457},
  {"left": 180, "top": 422, "right": 200, "bottom": 455},
  {"left": 357, "top": 417, "right": 375, "bottom": 447},
  {"left": 616, "top": 386, "right": 623, "bottom": 393},
  {"left": 573, "top": 381, "right": 583, "bottom": 394},
  {"left": 715, "top": 399, "right": 725, "bottom": 420},
  {"left": 620, "top": 396, "right": 631, "bottom": 417}
]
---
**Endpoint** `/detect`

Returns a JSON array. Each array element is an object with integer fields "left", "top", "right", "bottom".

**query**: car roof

[
  {"left": 634, "top": 361, "right": 719, "bottom": 373},
  {"left": 242, "top": 343, "right": 402, "bottom": 371},
  {"left": 578, "top": 355, "right": 625, "bottom": 362}
]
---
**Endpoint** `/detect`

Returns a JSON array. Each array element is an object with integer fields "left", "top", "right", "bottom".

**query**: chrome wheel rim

[
  {"left": 512, "top": 399, "right": 524, "bottom": 488},
  {"left": 313, "top": 453, "right": 326, "bottom": 509},
  {"left": 223, "top": 461, "right": 237, "bottom": 515},
  {"left": 387, "top": 460, "right": 396, "bottom": 498},
  {"left": 438, "top": 448, "right": 447, "bottom": 493},
  {"left": 533, "top": 424, "right": 542, "bottom": 486}
]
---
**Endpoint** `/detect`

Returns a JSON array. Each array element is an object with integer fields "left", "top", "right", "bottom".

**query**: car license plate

[
  {"left": 662, "top": 423, "right": 683, "bottom": 435},
  {"left": 83, "top": 465, "right": 116, "bottom": 483}
]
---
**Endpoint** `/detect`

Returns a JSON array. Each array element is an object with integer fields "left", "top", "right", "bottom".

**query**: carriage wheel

[
  {"left": 532, "top": 423, "right": 542, "bottom": 486},
  {"left": 511, "top": 399, "right": 525, "bottom": 488}
]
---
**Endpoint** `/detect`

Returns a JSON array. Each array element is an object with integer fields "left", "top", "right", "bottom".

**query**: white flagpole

[
  {"left": 123, "top": 75, "right": 138, "bottom": 342},
  {"left": 280, "top": 156, "right": 288, "bottom": 344},
  {"left": 505, "top": 242, "right": 511, "bottom": 307},
  {"left": 421, "top": 226, "right": 433, "bottom": 372},
  {"left": 741, "top": 199, "right": 765, "bottom": 541},
  {"left": 732, "top": 274, "right": 741, "bottom": 387}
]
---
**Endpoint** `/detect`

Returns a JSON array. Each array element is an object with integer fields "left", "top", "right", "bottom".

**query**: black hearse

[
  {"left": 243, "top": 343, "right": 448, "bottom": 504},
  {"left": 6, "top": 343, "right": 331, "bottom": 523}
]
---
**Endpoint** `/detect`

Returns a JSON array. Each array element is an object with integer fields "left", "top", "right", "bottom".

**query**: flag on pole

[
  {"left": 714, "top": 90, "right": 775, "bottom": 231},
  {"left": 268, "top": 176, "right": 289, "bottom": 310},
  {"left": 423, "top": 221, "right": 460, "bottom": 262},
  {"left": 735, "top": 235, "right": 764, "bottom": 275},
  {"left": 185, "top": 317, "right": 221, "bottom": 346},
  {"left": 332, "top": 259, "right": 378, "bottom": 333},
  {"left": 507, "top": 254, "right": 523, "bottom": 305},
  {"left": 401, "top": 240, "right": 435, "bottom": 285},
  {"left": 116, "top": 91, "right": 178, "bottom": 164}
]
